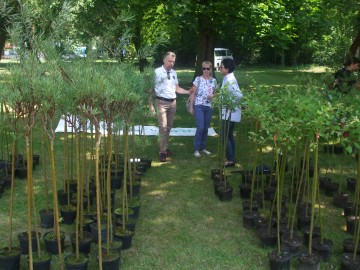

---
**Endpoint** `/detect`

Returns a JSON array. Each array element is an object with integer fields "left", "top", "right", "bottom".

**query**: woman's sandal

[{"left": 224, "top": 161, "right": 235, "bottom": 167}]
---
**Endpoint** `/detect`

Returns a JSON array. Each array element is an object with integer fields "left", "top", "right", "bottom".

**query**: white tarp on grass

[{"left": 54, "top": 116, "right": 217, "bottom": 136}]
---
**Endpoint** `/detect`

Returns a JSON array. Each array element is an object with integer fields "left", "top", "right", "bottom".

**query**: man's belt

[{"left": 156, "top": 96, "right": 176, "bottom": 102}]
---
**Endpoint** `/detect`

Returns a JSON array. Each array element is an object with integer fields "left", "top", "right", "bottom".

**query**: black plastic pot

[
  {"left": 298, "top": 252, "right": 320, "bottom": 270},
  {"left": 340, "top": 253, "right": 360, "bottom": 270},
  {"left": 70, "top": 231, "right": 93, "bottom": 254},
  {"left": 57, "top": 190, "right": 72, "bottom": 206},
  {"left": 312, "top": 238, "right": 333, "bottom": 262},
  {"left": 60, "top": 207, "right": 77, "bottom": 225},
  {"left": 0, "top": 247, "right": 21, "bottom": 270},
  {"left": 100, "top": 251, "right": 121, "bottom": 270},
  {"left": 268, "top": 250, "right": 291, "bottom": 270},
  {"left": 242, "top": 210, "right": 259, "bottom": 229},
  {"left": 90, "top": 222, "right": 107, "bottom": 243},
  {"left": 217, "top": 185, "right": 233, "bottom": 201},
  {"left": 333, "top": 192, "right": 349, "bottom": 208},
  {"left": 258, "top": 228, "right": 276, "bottom": 247},
  {"left": 281, "top": 234, "right": 302, "bottom": 254},
  {"left": 343, "top": 238, "right": 360, "bottom": 254},
  {"left": 43, "top": 231, "right": 65, "bottom": 255},
  {"left": 64, "top": 253, "right": 89, "bottom": 270},
  {"left": 17, "top": 231, "right": 41, "bottom": 255},
  {"left": 114, "top": 230, "right": 134, "bottom": 250},
  {"left": 39, "top": 209, "right": 54, "bottom": 228},
  {"left": 239, "top": 184, "right": 251, "bottom": 199},
  {"left": 301, "top": 226, "right": 321, "bottom": 246},
  {"left": 346, "top": 178, "right": 356, "bottom": 192},
  {"left": 346, "top": 216, "right": 358, "bottom": 235},
  {"left": 29, "top": 253, "right": 52, "bottom": 270}
]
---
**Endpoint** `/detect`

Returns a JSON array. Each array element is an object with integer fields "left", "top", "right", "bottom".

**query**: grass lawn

[{"left": 0, "top": 62, "right": 353, "bottom": 269}]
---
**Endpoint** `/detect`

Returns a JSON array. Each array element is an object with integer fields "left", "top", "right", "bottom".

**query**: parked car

[{"left": 214, "top": 48, "right": 233, "bottom": 69}]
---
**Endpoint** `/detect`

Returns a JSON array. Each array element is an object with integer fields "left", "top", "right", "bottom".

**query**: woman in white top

[
  {"left": 189, "top": 61, "right": 217, "bottom": 157},
  {"left": 219, "top": 58, "right": 243, "bottom": 167}
]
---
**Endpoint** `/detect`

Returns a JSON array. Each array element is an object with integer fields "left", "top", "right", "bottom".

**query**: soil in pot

[
  {"left": 340, "top": 253, "right": 360, "bottom": 270},
  {"left": 17, "top": 231, "right": 41, "bottom": 255},
  {"left": 0, "top": 247, "right": 21, "bottom": 270},
  {"left": 115, "top": 208, "right": 135, "bottom": 222},
  {"left": 101, "top": 240, "right": 123, "bottom": 255},
  {"left": 64, "top": 253, "right": 89, "bottom": 270},
  {"left": 268, "top": 249, "right": 291, "bottom": 270},
  {"left": 39, "top": 209, "right": 54, "bottom": 228},
  {"left": 312, "top": 238, "right": 333, "bottom": 262},
  {"left": 70, "top": 231, "right": 93, "bottom": 254},
  {"left": 298, "top": 252, "right": 320, "bottom": 270}
]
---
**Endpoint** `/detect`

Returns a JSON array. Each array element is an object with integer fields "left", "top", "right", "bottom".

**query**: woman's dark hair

[{"left": 221, "top": 58, "right": 235, "bottom": 73}]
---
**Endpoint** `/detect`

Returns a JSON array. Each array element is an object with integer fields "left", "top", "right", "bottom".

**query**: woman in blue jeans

[
  {"left": 189, "top": 61, "right": 217, "bottom": 157},
  {"left": 219, "top": 58, "right": 243, "bottom": 167}
]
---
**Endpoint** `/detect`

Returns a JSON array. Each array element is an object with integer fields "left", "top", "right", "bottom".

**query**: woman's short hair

[
  {"left": 221, "top": 58, "right": 235, "bottom": 73},
  {"left": 164, "top": 51, "right": 176, "bottom": 59},
  {"left": 344, "top": 56, "right": 360, "bottom": 67}
]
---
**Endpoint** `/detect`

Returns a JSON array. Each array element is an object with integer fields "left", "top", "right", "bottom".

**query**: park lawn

[{"left": 0, "top": 63, "right": 349, "bottom": 269}]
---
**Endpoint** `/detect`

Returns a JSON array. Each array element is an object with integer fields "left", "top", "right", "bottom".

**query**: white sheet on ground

[{"left": 54, "top": 116, "right": 217, "bottom": 136}]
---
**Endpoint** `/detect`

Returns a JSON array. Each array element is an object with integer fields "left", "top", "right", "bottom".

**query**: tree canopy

[{"left": 1, "top": 0, "right": 359, "bottom": 69}]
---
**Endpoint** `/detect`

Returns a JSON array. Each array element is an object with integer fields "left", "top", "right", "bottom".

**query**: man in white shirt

[{"left": 151, "top": 51, "right": 193, "bottom": 162}]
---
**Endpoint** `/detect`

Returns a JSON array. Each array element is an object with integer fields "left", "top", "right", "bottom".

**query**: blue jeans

[
  {"left": 194, "top": 105, "right": 213, "bottom": 151},
  {"left": 221, "top": 120, "right": 235, "bottom": 162}
]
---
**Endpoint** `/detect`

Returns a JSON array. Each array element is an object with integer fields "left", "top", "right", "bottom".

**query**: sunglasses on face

[{"left": 202, "top": 67, "right": 211, "bottom": 71}]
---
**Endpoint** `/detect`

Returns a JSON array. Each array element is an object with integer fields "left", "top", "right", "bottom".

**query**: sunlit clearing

[
  {"left": 315, "top": 203, "right": 325, "bottom": 209},
  {"left": 153, "top": 215, "right": 177, "bottom": 224},
  {"left": 298, "top": 67, "right": 327, "bottom": 73},
  {"left": 148, "top": 189, "right": 169, "bottom": 196},
  {"left": 263, "top": 146, "right": 273, "bottom": 153},
  {"left": 159, "top": 181, "right": 177, "bottom": 189}
]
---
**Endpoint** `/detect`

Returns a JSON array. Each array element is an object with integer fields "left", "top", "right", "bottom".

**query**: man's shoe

[
  {"left": 159, "top": 152, "right": 167, "bottom": 162},
  {"left": 165, "top": 149, "right": 176, "bottom": 156},
  {"left": 201, "top": 149, "right": 211, "bottom": 155},
  {"left": 194, "top": 151, "right": 201, "bottom": 158}
]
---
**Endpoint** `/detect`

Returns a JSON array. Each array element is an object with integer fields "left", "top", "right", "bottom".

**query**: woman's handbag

[{"left": 186, "top": 77, "right": 200, "bottom": 114}]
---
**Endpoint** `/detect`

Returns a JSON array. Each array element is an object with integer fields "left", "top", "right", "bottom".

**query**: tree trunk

[
  {"left": 0, "top": 29, "right": 6, "bottom": 61},
  {"left": 349, "top": 32, "right": 360, "bottom": 57},
  {"left": 194, "top": 3, "right": 214, "bottom": 81}
]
